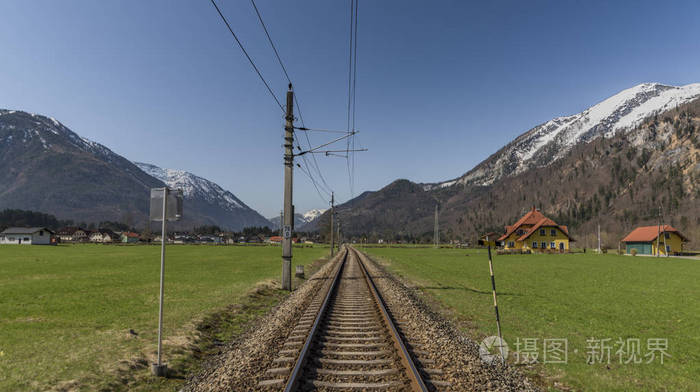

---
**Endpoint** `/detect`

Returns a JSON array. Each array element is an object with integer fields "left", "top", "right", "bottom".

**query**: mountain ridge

[
  {"left": 311, "top": 84, "right": 700, "bottom": 249},
  {"left": 0, "top": 109, "right": 271, "bottom": 230}
]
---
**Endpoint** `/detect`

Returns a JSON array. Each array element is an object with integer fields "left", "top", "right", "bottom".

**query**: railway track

[{"left": 258, "top": 247, "right": 448, "bottom": 391}]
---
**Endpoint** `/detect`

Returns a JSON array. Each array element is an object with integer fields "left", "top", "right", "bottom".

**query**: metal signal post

[{"left": 282, "top": 86, "right": 294, "bottom": 291}]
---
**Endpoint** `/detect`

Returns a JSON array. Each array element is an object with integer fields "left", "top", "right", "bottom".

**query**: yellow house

[
  {"left": 497, "top": 207, "right": 572, "bottom": 252},
  {"left": 621, "top": 225, "right": 688, "bottom": 256}
]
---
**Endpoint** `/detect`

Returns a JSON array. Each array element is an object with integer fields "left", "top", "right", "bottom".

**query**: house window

[
  {"left": 664, "top": 232, "right": 670, "bottom": 239},
  {"left": 540, "top": 229, "right": 545, "bottom": 236},
  {"left": 24, "top": 237, "right": 30, "bottom": 241},
  {"left": 508, "top": 241, "right": 515, "bottom": 247},
  {"left": 550, "top": 242, "right": 556, "bottom": 249},
  {"left": 541, "top": 242, "right": 546, "bottom": 249},
  {"left": 666, "top": 245, "right": 671, "bottom": 253},
  {"left": 9, "top": 236, "right": 15, "bottom": 241},
  {"left": 551, "top": 229, "right": 556, "bottom": 236},
  {"left": 517, "top": 229, "right": 524, "bottom": 235},
  {"left": 532, "top": 241, "right": 538, "bottom": 248},
  {"left": 39, "top": 231, "right": 44, "bottom": 236},
  {"left": 559, "top": 242, "right": 565, "bottom": 250}
]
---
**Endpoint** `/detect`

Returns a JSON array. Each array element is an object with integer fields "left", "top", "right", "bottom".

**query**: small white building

[{"left": 0, "top": 227, "right": 55, "bottom": 245}]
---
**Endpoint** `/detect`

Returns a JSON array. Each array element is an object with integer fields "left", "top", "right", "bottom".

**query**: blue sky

[{"left": 1, "top": 0, "right": 699, "bottom": 218}]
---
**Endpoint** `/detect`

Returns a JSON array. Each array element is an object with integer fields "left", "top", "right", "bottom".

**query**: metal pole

[
  {"left": 660, "top": 205, "right": 668, "bottom": 257},
  {"left": 282, "top": 86, "right": 294, "bottom": 291},
  {"left": 487, "top": 245, "right": 505, "bottom": 364},
  {"left": 656, "top": 206, "right": 661, "bottom": 257},
  {"left": 155, "top": 187, "right": 167, "bottom": 375},
  {"left": 434, "top": 204, "right": 439, "bottom": 248},
  {"left": 330, "top": 192, "right": 335, "bottom": 257}
]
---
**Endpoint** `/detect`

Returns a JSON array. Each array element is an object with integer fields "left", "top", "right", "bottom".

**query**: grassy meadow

[
  {"left": 363, "top": 247, "right": 700, "bottom": 391},
  {"left": 0, "top": 244, "right": 327, "bottom": 391}
]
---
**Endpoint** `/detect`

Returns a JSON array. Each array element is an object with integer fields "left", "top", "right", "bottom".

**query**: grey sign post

[{"left": 149, "top": 187, "right": 183, "bottom": 377}]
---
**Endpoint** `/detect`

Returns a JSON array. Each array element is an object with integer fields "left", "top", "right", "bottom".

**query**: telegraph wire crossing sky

[{"left": 1, "top": 0, "right": 700, "bottom": 217}]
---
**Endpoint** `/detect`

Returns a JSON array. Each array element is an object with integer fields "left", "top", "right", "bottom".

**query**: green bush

[{"left": 631, "top": 248, "right": 638, "bottom": 256}]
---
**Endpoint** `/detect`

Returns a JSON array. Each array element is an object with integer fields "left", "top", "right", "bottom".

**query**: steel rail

[
  {"left": 352, "top": 247, "right": 429, "bottom": 392},
  {"left": 283, "top": 248, "right": 348, "bottom": 392}
]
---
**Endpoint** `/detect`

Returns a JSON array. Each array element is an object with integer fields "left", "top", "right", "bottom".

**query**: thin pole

[
  {"left": 597, "top": 223, "right": 601, "bottom": 253},
  {"left": 434, "top": 204, "right": 439, "bottom": 248},
  {"left": 656, "top": 206, "right": 661, "bottom": 257},
  {"left": 282, "top": 86, "right": 294, "bottom": 291},
  {"left": 330, "top": 192, "right": 335, "bottom": 257},
  {"left": 157, "top": 187, "right": 167, "bottom": 367},
  {"left": 660, "top": 205, "right": 668, "bottom": 257},
  {"left": 487, "top": 245, "right": 505, "bottom": 364},
  {"left": 337, "top": 218, "right": 341, "bottom": 252}
]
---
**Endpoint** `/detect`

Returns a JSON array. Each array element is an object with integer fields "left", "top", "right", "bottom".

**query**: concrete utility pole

[
  {"left": 282, "top": 86, "right": 294, "bottom": 291},
  {"left": 597, "top": 223, "right": 601, "bottom": 253},
  {"left": 330, "top": 192, "right": 335, "bottom": 257},
  {"left": 434, "top": 204, "right": 439, "bottom": 248}
]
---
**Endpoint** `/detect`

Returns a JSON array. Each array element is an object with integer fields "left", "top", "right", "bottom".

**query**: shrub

[{"left": 631, "top": 248, "right": 638, "bottom": 256}]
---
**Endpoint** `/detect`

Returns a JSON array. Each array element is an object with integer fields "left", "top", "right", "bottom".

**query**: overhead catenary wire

[
  {"left": 209, "top": 0, "right": 284, "bottom": 112},
  {"left": 248, "top": 0, "right": 334, "bottom": 200}
]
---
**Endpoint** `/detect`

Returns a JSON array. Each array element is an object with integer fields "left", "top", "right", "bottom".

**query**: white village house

[{"left": 0, "top": 227, "right": 55, "bottom": 245}]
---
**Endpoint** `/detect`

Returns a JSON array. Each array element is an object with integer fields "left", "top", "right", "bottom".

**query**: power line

[
  {"left": 250, "top": 0, "right": 291, "bottom": 85},
  {"left": 209, "top": 0, "right": 284, "bottom": 112},
  {"left": 249, "top": 0, "right": 334, "bottom": 202},
  {"left": 350, "top": 0, "right": 359, "bottom": 197}
]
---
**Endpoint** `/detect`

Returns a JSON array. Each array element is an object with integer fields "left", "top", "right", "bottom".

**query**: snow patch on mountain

[
  {"left": 428, "top": 82, "right": 700, "bottom": 189},
  {"left": 134, "top": 162, "right": 247, "bottom": 212},
  {"left": 302, "top": 208, "right": 327, "bottom": 222},
  {"left": 268, "top": 208, "right": 328, "bottom": 229}
]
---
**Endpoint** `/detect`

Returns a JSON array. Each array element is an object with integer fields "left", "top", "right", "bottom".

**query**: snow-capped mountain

[
  {"left": 302, "top": 208, "right": 327, "bottom": 222},
  {"left": 427, "top": 83, "right": 700, "bottom": 189},
  {"left": 1, "top": 109, "right": 138, "bottom": 168},
  {"left": 268, "top": 208, "right": 328, "bottom": 230},
  {"left": 135, "top": 162, "right": 273, "bottom": 230},
  {"left": 136, "top": 162, "right": 245, "bottom": 211},
  {"left": 0, "top": 109, "right": 272, "bottom": 230}
]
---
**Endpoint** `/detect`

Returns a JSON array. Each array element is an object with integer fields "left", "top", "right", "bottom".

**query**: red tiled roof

[
  {"left": 621, "top": 225, "right": 688, "bottom": 242},
  {"left": 517, "top": 218, "right": 555, "bottom": 241},
  {"left": 497, "top": 207, "right": 547, "bottom": 241}
]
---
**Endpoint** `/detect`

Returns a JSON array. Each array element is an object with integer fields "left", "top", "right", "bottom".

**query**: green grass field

[
  {"left": 0, "top": 244, "right": 327, "bottom": 391},
  {"left": 363, "top": 247, "right": 700, "bottom": 391}
]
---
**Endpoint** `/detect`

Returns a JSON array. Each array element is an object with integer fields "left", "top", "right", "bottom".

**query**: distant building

[
  {"left": 498, "top": 207, "right": 572, "bottom": 252},
  {"left": 89, "top": 229, "right": 117, "bottom": 243},
  {"left": 56, "top": 227, "right": 89, "bottom": 243},
  {"left": 268, "top": 236, "right": 283, "bottom": 243},
  {"left": 0, "top": 227, "right": 55, "bottom": 245},
  {"left": 621, "top": 225, "right": 688, "bottom": 255},
  {"left": 121, "top": 232, "right": 140, "bottom": 243}
]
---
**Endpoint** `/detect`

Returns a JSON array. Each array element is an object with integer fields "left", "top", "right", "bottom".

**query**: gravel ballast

[
  {"left": 355, "top": 249, "right": 538, "bottom": 392},
  {"left": 184, "top": 247, "right": 537, "bottom": 391},
  {"left": 182, "top": 251, "right": 343, "bottom": 391}
]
